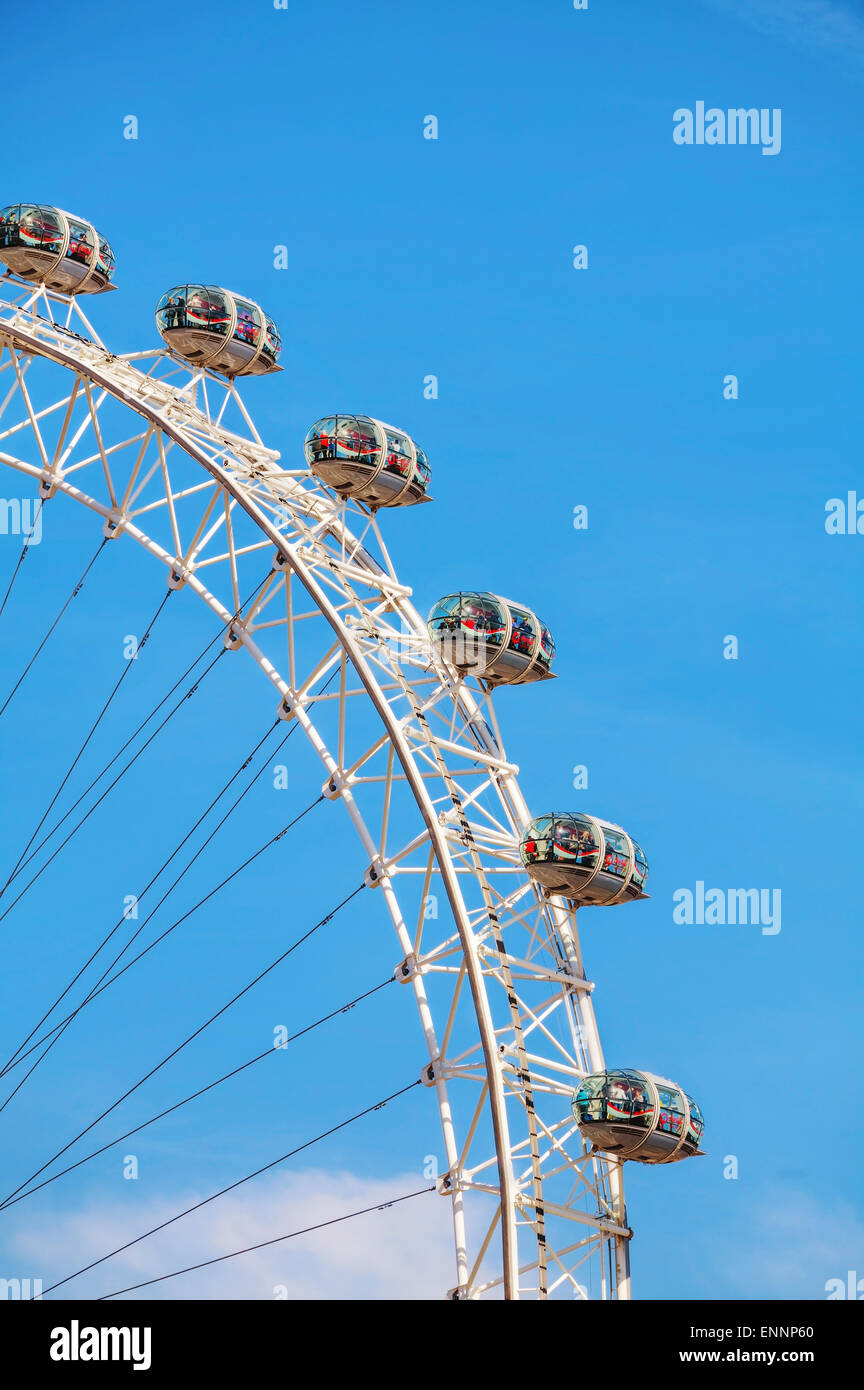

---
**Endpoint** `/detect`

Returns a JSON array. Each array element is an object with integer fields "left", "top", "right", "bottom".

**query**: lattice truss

[{"left": 0, "top": 279, "right": 631, "bottom": 1300}]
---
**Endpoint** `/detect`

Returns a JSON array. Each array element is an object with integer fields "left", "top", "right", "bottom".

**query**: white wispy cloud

[
  {"left": 6, "top": 1169, "right": 455, "bottom": 1301},
  {"left": 719, "top": 1189, "right": 864, "bottom": 1298},
  {"left": 702, "top": 0, "right": 864, "bottom": 61}
]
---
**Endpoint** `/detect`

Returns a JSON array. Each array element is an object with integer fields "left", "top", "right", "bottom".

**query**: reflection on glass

[
  {"left": 383, "top": 430, "right": 412, "bottom": 478},
  {"left": 97, "top": 237, "right": 115, "bottom": 277},
  {"left": 655, "top": 1086, "right": 685, "bottom": 1135},
  {"left": 264, "top": 315, "right": 281, "bottom": 359},
  {"left": 631, "top": 841, "right": 649, "bottom": 888},
  {"left": 602, "top": 828, "right": 630, "bottom": 879},
  {"left": 233, "top": 298, "right": 261, "bottom": 347},
  {"left": 414, "top": 446, "right": 430, "bottom": 487},
  {"left": 428, "top": 593, "right": 507, "bottom": 647},
  {"left": 66, "top": 220, "right": 94, "bottom": 267},
  {"left": 537, "top": 621, "right": 555, "bottom": 667},
  {"left": 522, "top": 813, "right": 600, "bottom": 870}
]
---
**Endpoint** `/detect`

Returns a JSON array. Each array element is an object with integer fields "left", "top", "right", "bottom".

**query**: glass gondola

[
  {"left": 573, "top": 1069, "right": 704, "bottom": 1164},
  {"left": 155, "top": 285, "right": 282, "bottom": 377},
  {"left": 519, "top": 812, "right": 647, "bottom": 904},
  {"left": 0, "top": 203, "right": 116, "bottom": 294},
  {"left": 304, "top": 415, "right": 431, "bottom": 507},
  {"left": 427, "top": 591, "right": 555, "bottom": 685}
]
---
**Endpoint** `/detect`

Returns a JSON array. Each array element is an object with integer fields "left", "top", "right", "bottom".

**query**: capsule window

[
  {"left": 333, "top": 416, "right": 373, "bottom": 463},
  {"left": 631, "top": 841, "right": 648, "bottom": 888},
  {"left": 305, "top": 417, "right": 338, "bottom": 461},
  {"left": 605, "top": 1074, "right": 652, "bottom": 1127},
  {"left": 97, "top": 237, "right": 115, "bottom": 277},
  {"left": 383, "top": 430, "right": 412, "bottom": 478},
  {"left": 0, "top": 205, "right": 20, "bottom": 248},
  {"left": 537, "top": 621, "right": 555, "bottom": 667},
  {"left": 685, "top": 1094, "right": 704, "bottom": 1141},
  {"left": 9, "top": 204, "right": 38, "bottom": 248},
  {"left": 187, "top": 287, "right": 231, "bottom": 335},
  {"left": 655, "top": 1085, "right": 685, "bottom": 1136},
  {"left": 156, "top": 289, "right": 188, "bottom": 333},
  {"left": 24, "top": 205, "right": 64, "bottom": 254},
  {"left": 65, "top": 219, "right": 94, "bottom": 267},
  {"left": 507, "top": 606, "right": 537, "bottom": 658},
  {"left": 602, "top": 827, "right": 630, "bottom": 879},
  {"left": 263, "top": 315, "right": 281, "bottom": 359},
  {"left": 574, "top": 1074, "right": 606, "bottom": 1122},
  {"left": 233, "top": 298, "right": 261, "bottom": 348},
  {"left": 552, "top": 814, "right": 600, "bottom": 867},
  {"left": 414, "top": 446, "right": 430, "bottom": 487}
]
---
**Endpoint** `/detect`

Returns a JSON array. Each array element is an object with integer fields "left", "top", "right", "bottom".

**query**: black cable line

[
  {"left": 0, "top": 536, "right": 107, "bottom": 720},
  {"left": 0, "top": 588, "right": 174, "bottom": 901},
  {"left": 5, "top": 570, "right": 276, "bottom": 888},
  {"left": 34, "top": 1078, "right": 421, "bottom": 1299},
  {"left": 1, "top": 664, "right": 341, "bottom": 1081},
  {"left": 97, "top": 1186, "right": 435, "bottom": 1301},
  {"left": 0, "top": 761, "right": 319, "bottom": 1115},
  {"left": 1, "top": 976, "right": 395, "bottom": 1211},
  {"left": 0, "top": 497, "right": 43, "bottom": 624},
  {"left": 0, "top": 647, "right": 228, "bottom": 929},
  {"left": 1, "top": 877, "right": 363, "bottom": 1203},
  {"left": 0, "top": 719, "right": 285, "bottom": 1080}
]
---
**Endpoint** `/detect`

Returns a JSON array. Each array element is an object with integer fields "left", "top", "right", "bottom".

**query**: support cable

[
  {"left": 1, "top": 880, "right": 364, "bottom": 1201},
  {"left": 34, "top": 1078, "right": 421, "bottom": 1299},
  {"left": 97, "top": 1186, "right": 435, "bottom": 1301},
  {"left": 0, "top": 666, "right": 340, "bottom": 1082},
  {"left": 1, "top": 976, "right": 394, "bottom": 1211},
  {"left": 4, "top": 569, "right": 276, "bottom": 889},
  {"left": 0, "top": 719, "right": 284, "bottom": 1079},
  {"left": 0, "top": 536, "right": 107, "bottom": 720},
  {"left": 0, "top": 498, "right": 43, "bottom": 624},
  {"left": 0, "top": 588, "right": 174, "bottom": 900}
]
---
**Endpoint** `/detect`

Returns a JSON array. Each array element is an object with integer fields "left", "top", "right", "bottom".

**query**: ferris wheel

[{"left": 0, "top": 201, "right": 704, "bottom": 1301}]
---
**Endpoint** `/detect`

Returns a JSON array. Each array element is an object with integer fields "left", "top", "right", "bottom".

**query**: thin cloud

[
  {"left": 702, "top": 0, "right": 864, "bottom": 61},
  {"left": 719, "top": 1189, "right": 864, "bottom": 1298},
  {"left": 5, "top": 1169, "right": 455, "bottom": 1301}
]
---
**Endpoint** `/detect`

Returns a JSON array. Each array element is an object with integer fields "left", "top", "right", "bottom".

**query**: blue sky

[{"left": 0, "top": 0, "right": 862, "bottom": 1299}]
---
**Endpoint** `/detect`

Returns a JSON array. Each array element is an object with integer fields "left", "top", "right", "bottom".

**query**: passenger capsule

[
  {"left": 155, "top": 286, "right": 282, "bottom": 377},
  {"left": 304, "top": 415, "right": 431, "bottom": 507},
  {"left": 573, "top": 1069, "right": 705, "bottom": 1164},
  {"left": 520, "top": 813, "right": 647, "bottom": 904},
  {"left": 427, "top": 592, "right": 555, "bottom": 685},
  {"left": 0, "top": 204, "right": 116, "bottom": 294}
]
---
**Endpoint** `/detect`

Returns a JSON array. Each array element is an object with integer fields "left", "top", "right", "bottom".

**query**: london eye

[{"left": 0, "top": 201, "right": 703, "bottom": 1301}]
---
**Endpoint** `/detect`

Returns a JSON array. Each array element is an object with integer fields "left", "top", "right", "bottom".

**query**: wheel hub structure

[{"left": 0, "top": 276, "right": 631, "bottom": 1300}]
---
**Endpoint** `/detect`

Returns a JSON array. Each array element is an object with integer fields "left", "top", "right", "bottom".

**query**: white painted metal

[{"left": 0, "top": 273, "right": 633, "bottom": 1300}]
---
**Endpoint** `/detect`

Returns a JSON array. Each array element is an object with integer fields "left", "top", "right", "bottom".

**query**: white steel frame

[{"left": 0, "top": 275, "right": 632, "bottom": 1300}]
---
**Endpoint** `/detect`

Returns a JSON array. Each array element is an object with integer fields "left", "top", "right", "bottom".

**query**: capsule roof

[
  {"left": 156, "top": 285, "right": 282, "bottom": 377},
  {"left": 427, "top": 591, "right": 555, "bottom": 686},
  {"left": 0, "top": 203, "right": 116, "bottom": 295}
]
